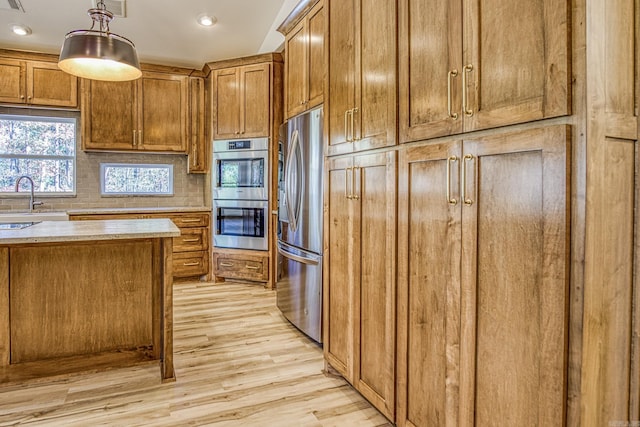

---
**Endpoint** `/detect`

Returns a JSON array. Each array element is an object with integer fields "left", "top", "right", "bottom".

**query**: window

[
  {"left": 101, "top": 163, "right": 174, "bottom": 196},
  {"left": 0, "top": 115, "right": 76, "bottom": 194}
]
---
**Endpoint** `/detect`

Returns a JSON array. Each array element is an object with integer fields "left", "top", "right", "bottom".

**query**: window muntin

[
  {"left": 101, "top": 163, "right": 174, "bottom": 196},
  {"left": 0, "top": 115, "right": 76, "bottom": 194}
]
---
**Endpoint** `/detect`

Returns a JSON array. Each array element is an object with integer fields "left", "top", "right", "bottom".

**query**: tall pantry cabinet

[
  {"left": 321, "top": 0, "right": 574, "bottom": 424},
  {"left": 322, "top": 0, "right": 398, "bottom": 420},
  {"left": 396, "top": 126, "right": 570, "bottom": 426}
]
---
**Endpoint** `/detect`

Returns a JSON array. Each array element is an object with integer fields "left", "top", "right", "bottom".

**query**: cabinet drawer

[
  {"left": 214, "top": 253, "right": 268, "bottom": 282},
  {"left": 173, "top": 251, "right": 209, "bottom": 278},
  {"left": 167, "top": 213, "right": 210, "bottom": 228},
  {"left": 173, "top": 228, "right": 209, "bottom": 252}
]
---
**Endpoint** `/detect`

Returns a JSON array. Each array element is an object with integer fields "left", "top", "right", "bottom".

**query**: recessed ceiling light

[
  {"left": 197, "top": 14, "right": 216, "bottom": 27},
  {"left": 11, "top": 24, "right": 31, "bottom": 36}
]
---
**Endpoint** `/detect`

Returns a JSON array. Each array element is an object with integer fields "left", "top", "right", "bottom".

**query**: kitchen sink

[
  {"left": 0, "top": 222, "right": 41, "bottom": 230},
  {"left": 0, "top": 212, "right": 68, "bottom": 222}
]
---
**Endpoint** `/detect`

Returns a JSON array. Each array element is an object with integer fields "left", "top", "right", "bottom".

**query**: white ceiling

[{"left": 0, "top": 0, "right": 300, "bottom": 69}]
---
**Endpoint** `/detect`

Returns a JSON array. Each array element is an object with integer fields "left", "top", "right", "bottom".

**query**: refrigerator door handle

[
  {"left": 277, "top": 241, "right": 320, "bottom": 266},
  {"left": 285, "top": 129, "right": 300, "bottom": 232}
]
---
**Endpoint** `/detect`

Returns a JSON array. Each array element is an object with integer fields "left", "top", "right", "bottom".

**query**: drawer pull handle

[
  {"left": 220, "top": 262, "right": 234, "bottom": 267},
  {"left": 180, "top": 219, "right": 202, "bottom": 223},
  {"left": 182, "top": 238, "right": 200, "bottom": 243},
  {"left": 245, "top": 265, "right": 259, "bottom": 270},
  {"left": 183, "top": 262, "right": 200, "bottom": 266}
]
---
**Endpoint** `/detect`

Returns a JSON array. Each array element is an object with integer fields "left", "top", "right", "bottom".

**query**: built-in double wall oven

[{"left": 212, "top": 138, "right": 269, "bottom": 251}]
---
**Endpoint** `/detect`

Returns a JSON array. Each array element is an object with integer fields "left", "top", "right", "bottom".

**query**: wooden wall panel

[{"left": 0, "top": 248, "right": 8, "bottom": 367}]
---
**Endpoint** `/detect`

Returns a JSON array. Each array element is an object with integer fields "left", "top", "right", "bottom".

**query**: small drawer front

[
  {"left": 168, "top": 213, "right": 210, "bottom": 228},
  {"left": 214, "top": 254, "right": 268, "bottom": 282},
  {"left": 173, "top": 251, "right": 209, "bottom": 278},
  {"left": 173, "top": 228, "right": 209, "bottom": 252}
]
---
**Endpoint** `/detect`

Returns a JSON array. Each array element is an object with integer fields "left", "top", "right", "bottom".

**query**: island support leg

[{"left": 154, "top": 237, "right": 175, "bottom": 382}]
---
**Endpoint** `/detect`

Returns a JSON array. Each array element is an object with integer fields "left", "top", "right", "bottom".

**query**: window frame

[
  {"left": 0, "top": 113, "right": 78, "bottom": 196},
  {"left": 100, "top": 163, "right": 175, "bottom": 197}
]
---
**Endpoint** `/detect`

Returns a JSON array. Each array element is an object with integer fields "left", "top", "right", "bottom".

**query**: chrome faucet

[{"left": 14, "top": 176, "right": 43, "bottom": 213}]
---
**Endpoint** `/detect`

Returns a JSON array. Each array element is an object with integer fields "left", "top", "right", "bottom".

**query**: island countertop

[{"left": 0, "top": 218, "right": 180, "bottom": 245}]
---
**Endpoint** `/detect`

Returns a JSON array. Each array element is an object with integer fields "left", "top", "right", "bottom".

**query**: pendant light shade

[{"left": 58, "top": 1, "right": 141, "bottom": 82}]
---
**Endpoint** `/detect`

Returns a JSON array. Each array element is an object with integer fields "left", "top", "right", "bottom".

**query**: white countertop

[{"left": 0, "top": 219, "right": 181, "bottom": 245}]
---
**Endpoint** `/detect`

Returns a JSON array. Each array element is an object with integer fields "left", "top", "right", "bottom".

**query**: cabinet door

[
  {"left": 459, "top": 126, "right": 569, "bottom": 425},
  {"left": 352, "top": 151, "right": 397, "bottom": 419},
  {"left": 0, "top": 59, "right": 26, "bottom": 104},
  {"left": 353, "top": 0, "right": 397, "bottom": 152},
  {"left": 285, "top": 20, "right": 308, "bottom": 118},
  {"left": 324, "top": 156, "right": 355, "bottom": 378},
  {"left": 188, "top": 77, "right": 207, "bottom": 173},
  {"left": 397, "top": 140, "right": 463, "bottom": 427},
  {"left": 139, "top": 73, "right": 188, "bottom": 152},
  {"left": 398, "top": 0, "right": 462, "bottom": 143},
  {"left": 462, "top": 0, "right": 570, "bottom": 131},
  {"left": 213, "top": 68, "right": 240, "bottom": 139},
  {"left": 82, "top": 79, "right": 136, "bottom": 150},
  {"left": 326, "top": 0, "right": 356, "bottom": 155},
  {"left": 27, "top": 61, "right": 78, "bottom": 108},
  {"left": 307, "top": 2, "right": 325, "bottom": 110},
  {"left": 240, "top": 63, "right": 270, "bottom": 138}
]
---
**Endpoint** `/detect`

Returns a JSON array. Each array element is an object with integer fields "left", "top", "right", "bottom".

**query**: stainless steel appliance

[
  {"left": 277, "top": 106, "right": 324, "bottom": 343},
  {"left": 213, "top": 138, "right": 269, "bottom": 201},
  {"left": 213, "top": 199, "right": 268, "bottom": 251}
]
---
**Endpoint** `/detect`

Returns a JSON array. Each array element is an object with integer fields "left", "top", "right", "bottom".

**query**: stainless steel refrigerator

[{"left": 276, "top": 106, "right": 323, "bottom": 343}]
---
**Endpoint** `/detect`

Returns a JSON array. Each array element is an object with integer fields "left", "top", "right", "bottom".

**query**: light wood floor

[{"left": 0, "top": 281, "right": 391, "bottom": 426}]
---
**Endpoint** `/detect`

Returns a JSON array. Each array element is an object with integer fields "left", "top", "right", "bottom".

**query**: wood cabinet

[
  {"left": 398, "top": 0, "right": 570, "bottom": 143},
  {"left": 326, "top": 0, "right": 397, "bottom": 156},
  {"left": 281, "top": 0, "right": 324, "bottom": 119},
  {"left": 324, "top": 150, "right": 396, "bottom": 419},
  {"left": 396, "top": 125, "right": 570, "bottom": 426},
  {"left": 188, "top": 76, "right": 208, "bottom": 173},
  {"left": 70, "top": 211, "right": 210, "bottom": 280},
  {"left": 212, "top": 63, "right": 270, "bottom": 139},
  {"left": 0, "top": 58, "right": 78, "bottom": 108},
  {"left": 82, "top": 72, "right": 189, "bottom": 152},
  {"left": 213, "top": 249, "right": 270, "bottom": 283}
]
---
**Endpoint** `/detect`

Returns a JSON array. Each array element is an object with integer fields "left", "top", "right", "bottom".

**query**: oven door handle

[{"left": 285, "top": 129, "right": 300, "bottom": 232}]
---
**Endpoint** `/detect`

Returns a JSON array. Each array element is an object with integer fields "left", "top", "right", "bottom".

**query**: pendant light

[{"left": 58, "top": 0, "right": 141, "bottom": 81}]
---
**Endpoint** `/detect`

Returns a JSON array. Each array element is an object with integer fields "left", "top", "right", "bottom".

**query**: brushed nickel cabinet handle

[
  {"left": 351, "top": 107, "right": 359, "bottom": 141},
  {"left": 447, "top": 156, "right": 459, "bottom": 205},
  {"left": 133, "top": 130, "right": 137, "bottom": 146},
  {"left": 345, "top": 167, "right": 352, "bottom": 200},
  {"left": 180, "top": 219, "right": 202, "bottom": 223},
  {"left": 462, "top": 64, "right": 474, "bottom": 117},
  {"left": 220, "top": 262, "right": 234, "bottom": 267},
  {"left": 447, "top": 70, "right": 459, "bottom": 119},
  {"left": 183, "top": 262, "right": 200, "bottom": 266},
  {"left": 182, "top": 238, "right": 200, "bottom": 243},
  {"left": 352, "top": 166, "right": 360, "bottom": 200},
  {"left": 462, "top": 154, "right": 474, "bottom": 206},
  {"left": 245, "top": 265, "right": 259, "bottom": 270},
  {"left": 344, "top": 110, "right": 350, "bottom": 142}
]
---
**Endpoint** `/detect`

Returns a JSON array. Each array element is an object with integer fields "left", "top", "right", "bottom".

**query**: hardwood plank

[{"left": 0, "top": 281, "right": 390, "bottom": 426}]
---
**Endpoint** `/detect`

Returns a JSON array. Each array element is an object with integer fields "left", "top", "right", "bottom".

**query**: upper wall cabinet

[
  {"left": 82, "top": 71, "right": 189, "bottom": 152},
  {"left": 280, "top": 0, "right": 325, "bottom": 119},
  {"left": 212, "top": 63, "right": 271, "bottom": 139},
  {"left": 398, "top": 0, "right": 570, "bottom": 143},
  {"left": 0, "top": 58, "right": 78, "bottom": 108},
  {"left": 326, "top": 0, "right": 397, "bottom": 156},
  {"left": 188, "top": 76, "right": 208, "bottom": 173}
]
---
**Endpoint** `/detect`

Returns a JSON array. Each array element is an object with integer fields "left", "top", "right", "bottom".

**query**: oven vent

[
  {"left": 0, "top": 0, "right": 25, "bottom": 12},
  {"left": 92, "top": 0, "right": 126, "bottom": 18}
]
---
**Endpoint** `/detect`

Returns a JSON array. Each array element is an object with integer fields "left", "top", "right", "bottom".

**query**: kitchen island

[{"left": 0, "top": 219, "right": 180, "bottom": 385}]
